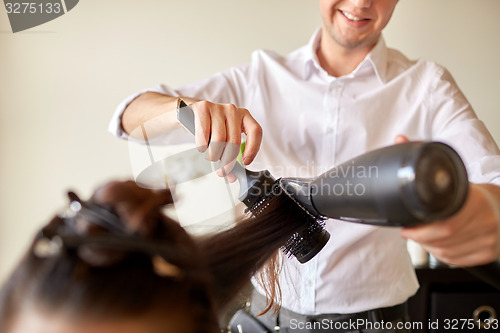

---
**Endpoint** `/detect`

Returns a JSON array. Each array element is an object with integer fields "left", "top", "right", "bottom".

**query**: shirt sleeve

[{"left": 429, "top": 64, "right": 500, "bottom": 186}]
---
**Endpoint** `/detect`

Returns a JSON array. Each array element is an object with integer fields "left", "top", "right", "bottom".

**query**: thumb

[{"left": 395, "top": 135, "right": 410, "bottom": 144}]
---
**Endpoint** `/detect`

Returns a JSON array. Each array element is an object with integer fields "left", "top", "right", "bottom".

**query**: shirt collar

[
  {"left": 364, "top": 36, "right": 388, "bottom": 84},
  {"left": 304, "top": 28, "right": 389, "bottom": 84},
  {"left": 304, "top": 28, "right": 323, "bottom": 79}
]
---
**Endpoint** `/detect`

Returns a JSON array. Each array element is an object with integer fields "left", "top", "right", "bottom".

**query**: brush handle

[{"left": 176, "top": 98, "right": 274, "bottom": 204}]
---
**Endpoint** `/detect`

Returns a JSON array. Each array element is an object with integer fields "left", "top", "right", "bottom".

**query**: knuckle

[
  {"left": 223, "top": 104, "right": 239, "bottom": 119},
  {"left": 211, "top": 133, "right": 225, "bottom": 142},
  {"left": 228, "top": 138, "right": 241, "bottom": 145},
  {"left": 198, "top": 100, "right": 212, "bottom": 108},
  {"left": 437, "top": 224, "right": 455, "bottom": 239},
  {"left": 253, "top": 124, "right": 263, "bottom": 136},
  {"left": 194, "top": 100, "right": 212, "bottom": 116}
]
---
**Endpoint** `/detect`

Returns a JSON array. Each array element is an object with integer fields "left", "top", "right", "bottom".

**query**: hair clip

[
  {"left": 33, "top": 189, "right": 188, "bottom": 278},
  {"left": 65, "top": 191, "right": 127, "bottom": 236},
  {"left": 33, "top": 236, "right": 63, "bottom": 258}
]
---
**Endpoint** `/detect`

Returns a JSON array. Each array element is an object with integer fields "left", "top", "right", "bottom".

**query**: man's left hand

[{"left": 402, "top": 183, "right": 500, "bottom": 267}]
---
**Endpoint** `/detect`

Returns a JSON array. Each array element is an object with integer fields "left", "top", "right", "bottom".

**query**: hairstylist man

[{"left": 110, "top": 0, "right": 500, "bottom": 331}]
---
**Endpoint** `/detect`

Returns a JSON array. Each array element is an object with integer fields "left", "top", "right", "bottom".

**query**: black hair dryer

[{"left": 281, "top": 141, "right": 468, "bottom": 227}]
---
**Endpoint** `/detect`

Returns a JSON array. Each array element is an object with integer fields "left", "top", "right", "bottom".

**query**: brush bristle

[{"left": 245, "top": 179, "right": 329, "bottom": 263}]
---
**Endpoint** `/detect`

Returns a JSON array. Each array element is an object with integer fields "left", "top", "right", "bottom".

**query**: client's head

[
  {"left": 0, "top": 181, "right": 219, "bottom": 333},
  {"left": 0, "top": 179, "right": 315, "bottom": 332}
]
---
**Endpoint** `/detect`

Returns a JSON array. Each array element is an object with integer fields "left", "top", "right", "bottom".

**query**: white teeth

[{"left": 341, "top": 10, "right": 364, "bottom": 21}]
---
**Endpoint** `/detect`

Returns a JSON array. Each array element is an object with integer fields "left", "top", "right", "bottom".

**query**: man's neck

[{"left": 316, "top": 32, "right": 379, "bottom": 78}]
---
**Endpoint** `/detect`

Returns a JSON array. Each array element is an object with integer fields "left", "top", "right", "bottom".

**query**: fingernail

[{"left": 242, "top": 157, "right": 250, "bottom": 165}]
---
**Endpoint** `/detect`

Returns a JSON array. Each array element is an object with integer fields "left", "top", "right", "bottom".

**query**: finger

[
  {"left": 401, "top": 220, "right": 449, "bottom": 243},
  {"left": 219, "top": 142, "right": 240, "bottom": 177},
  {"left": 403, "top": 215, "right": 493, "bottom": 256},
  {"left": 205, "top": 141, "right": 225, "bottom": 162},
  {"left": 241, "top": 111, "right": 263, "bottom": 165},
  {"left": 423, "top": 228, "right": 483, "bottom": 248},
  {"left": 226, "top": 172, "right": 237, "bottom": 183},
  {"left": 216, "top": 168, "right": 237, "bottom": 183},
  {"left": 205, "top": 111, "right": 227, "bottom": 162},
  {"left": 192, "top": 102, "right": 211, "bottom": 152},
  {"left": 394, "top": 135, "right": 410, "bottom": 144},
  {"left": 425, "top": 234, "right": 498, "bottom": 267},
  {"left": 428, "top": 230, "right": 495, "bottom": 257},
  {"left": 401, "top": 217, "right": 477, "bottom": 249},
  {"left": 448, "top": 250, "right": 499, "bottom": 267},
  {"left": 219, "top": 107, "right": 242, "bottom": 172}
]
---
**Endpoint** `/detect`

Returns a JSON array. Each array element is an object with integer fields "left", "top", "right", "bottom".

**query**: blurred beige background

[{"left": 1, "top": 0, "right": 499, "bottom": 283}]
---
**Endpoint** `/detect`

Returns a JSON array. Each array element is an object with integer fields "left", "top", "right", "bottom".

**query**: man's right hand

[
  {"left": 190, "top": 100, "right": 262, "bottom": 182},
  {"left": 122, "top": 93, "right": 262, "bottom": 183}
]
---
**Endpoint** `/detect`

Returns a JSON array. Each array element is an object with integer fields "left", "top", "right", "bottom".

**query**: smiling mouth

[{"left": 339, "top": 10, "right": 369, "bottom": 22}]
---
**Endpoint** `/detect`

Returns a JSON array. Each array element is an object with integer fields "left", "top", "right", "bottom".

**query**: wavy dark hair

[{"left": 0, "top": 180, "right": 315, "bottom": 332}]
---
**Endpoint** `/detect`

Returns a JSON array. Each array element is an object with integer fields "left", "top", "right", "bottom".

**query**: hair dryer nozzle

[{"left": 400, "top": 142, "right": 469, "bottom": 222}]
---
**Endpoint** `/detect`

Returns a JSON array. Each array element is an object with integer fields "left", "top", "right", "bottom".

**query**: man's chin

[{"left": 331, "top": 31, "right": 380, "bottom": 51}]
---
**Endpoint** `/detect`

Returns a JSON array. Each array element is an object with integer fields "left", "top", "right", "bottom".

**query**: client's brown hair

[{"left": 0, "top": 180, "right": 313, "bottom": 331}]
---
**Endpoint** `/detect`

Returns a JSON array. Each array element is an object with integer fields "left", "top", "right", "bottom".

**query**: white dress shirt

[{"left": 109, "top": 29, "right": 500, "bottom": 314}]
